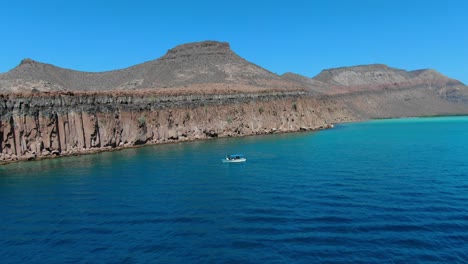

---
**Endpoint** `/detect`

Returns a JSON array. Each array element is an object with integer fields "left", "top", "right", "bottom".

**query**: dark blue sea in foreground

[{"left": 1, "top": 117, "right": 468, "bottom": 263}]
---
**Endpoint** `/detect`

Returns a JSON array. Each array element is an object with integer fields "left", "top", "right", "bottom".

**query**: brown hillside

[
  {"left": 0, "top": 41, "right": 466, "bottom": 103},
  {"left": 0, "top": 41, "right": 299, "bottom": 93}
]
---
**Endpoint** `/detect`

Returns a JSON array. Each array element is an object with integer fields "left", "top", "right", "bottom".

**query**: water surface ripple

[{"left": 1, "top": 117, "right": 468, "bottom": 263}]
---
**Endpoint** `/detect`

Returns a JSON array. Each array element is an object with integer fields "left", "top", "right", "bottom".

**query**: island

[{"left": 1, "top": 41, "right": 467, "bottom": 164}]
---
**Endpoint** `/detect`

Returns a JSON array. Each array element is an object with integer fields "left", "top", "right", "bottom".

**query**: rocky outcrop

[{"left": 0, "top": 91, "right": 357, "bottom": 163}]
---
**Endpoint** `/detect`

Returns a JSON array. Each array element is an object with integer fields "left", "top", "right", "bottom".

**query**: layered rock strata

[{"left": 0, "top": 91, "right": 356, "bottom": 163}]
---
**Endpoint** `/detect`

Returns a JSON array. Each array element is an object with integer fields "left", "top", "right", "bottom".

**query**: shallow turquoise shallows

[{"left": 1, "top": 117, "right": 468, "bottom": 263}]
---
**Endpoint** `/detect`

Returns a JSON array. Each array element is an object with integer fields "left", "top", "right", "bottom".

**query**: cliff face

[
  {"left": 0, "top": 92, "right": 357, "bottom": 163},
  {"left": 2, "top": 87, "right": 468, "bottom": 164}
]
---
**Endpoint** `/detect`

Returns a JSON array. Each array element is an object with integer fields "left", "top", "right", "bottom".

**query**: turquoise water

[{"left": 1, "top": 116, "right": 468, "bottom": 263}]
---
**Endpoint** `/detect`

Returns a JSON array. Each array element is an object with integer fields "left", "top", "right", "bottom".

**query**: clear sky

[{"left": 1, "top": 0, "right": 467, "bottom": 83}]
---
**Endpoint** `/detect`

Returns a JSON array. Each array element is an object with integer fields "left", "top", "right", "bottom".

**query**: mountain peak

[
  {"left": 16, "top": 58, "right": 57, "bottom": 70},
  {"left": 19, "top": 58, "right": 41, "bottom": 66},
  {"left": 319, "top": 64, "right": 391, "bottom": 74},
  {"left": 161, "top": 41, "right": 233, "bottom": 60}
]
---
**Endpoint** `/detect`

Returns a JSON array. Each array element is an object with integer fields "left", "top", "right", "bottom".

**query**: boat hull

[{"left": 222, "top": 158, "right": 246, "bottom": 163}]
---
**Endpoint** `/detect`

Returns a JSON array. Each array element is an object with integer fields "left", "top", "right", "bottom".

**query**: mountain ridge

[
  {"left": 0, "top": 41, "right": 292, "bottom": 93},
  {"left": 0, "top": 41, "right": 465, "bottom": 97}
]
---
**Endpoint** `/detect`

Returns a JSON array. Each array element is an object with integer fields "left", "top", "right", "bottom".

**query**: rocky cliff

[{"left": 0, "top": 91, "right": 356, "bottom": 163}]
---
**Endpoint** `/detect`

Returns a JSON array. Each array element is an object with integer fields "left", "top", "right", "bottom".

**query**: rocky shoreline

[
  {"left": 0, "top": 122, "right": 336, "bottom": 166},
  {"left": 3, "top": 84, "right": 468, "bottom": 165},
  {"left": 0, "top": 91, "right": 357, "bottom": 165}
]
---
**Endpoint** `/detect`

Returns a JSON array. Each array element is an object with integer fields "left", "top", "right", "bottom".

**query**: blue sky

[{"left": 1, "top": 0, "right": 467, "bottom": 83}]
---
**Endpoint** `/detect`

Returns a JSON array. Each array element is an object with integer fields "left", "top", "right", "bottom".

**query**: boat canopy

[{"left": 227, "top": 154, "right": 244, "bottom": 159}]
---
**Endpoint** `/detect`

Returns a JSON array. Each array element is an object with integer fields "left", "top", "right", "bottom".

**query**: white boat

[{"left": 223, "top": 154, "right": 246, "bottom": 163}]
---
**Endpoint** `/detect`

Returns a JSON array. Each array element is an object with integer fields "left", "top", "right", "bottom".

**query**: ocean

[{"left": 1, "top": 117, "right": 468, "bottom": 263}]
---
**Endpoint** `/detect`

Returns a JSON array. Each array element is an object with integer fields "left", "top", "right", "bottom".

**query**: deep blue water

[{"left": 1, "top": 117, "right": 468, "bottom": 263}]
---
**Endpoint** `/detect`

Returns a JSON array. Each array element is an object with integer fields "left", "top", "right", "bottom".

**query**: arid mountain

[
  {"left": 2, "top": 41, "right": 466, "bottom": 97},
  {"left": 282, "top": 64, "right": 465, "bottom": 96},
  {"left": 314, "top": 64, "right": 462, "bottom": 87},
  {"left": 314, "top": 64, "right": 413, "bottom": 86},
  {"left": 0, "top": 41, "right": 299, "bottom": 93}
]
